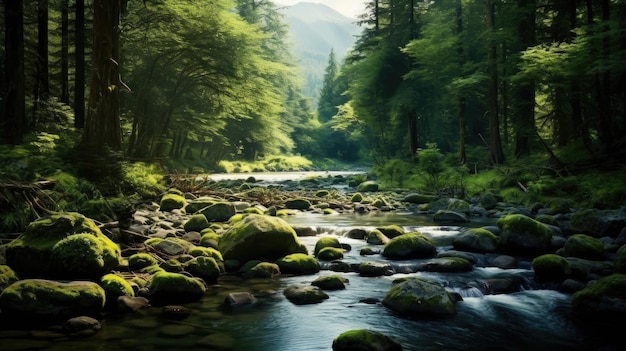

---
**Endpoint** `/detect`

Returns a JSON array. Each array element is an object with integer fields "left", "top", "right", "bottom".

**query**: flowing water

[{"left": 1, "top": 212, "right": 613, "bottom": 351}]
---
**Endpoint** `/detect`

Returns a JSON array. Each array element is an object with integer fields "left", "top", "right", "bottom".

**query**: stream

[{"left": 1, "top": 212, "right": 614, "bottom": 351}]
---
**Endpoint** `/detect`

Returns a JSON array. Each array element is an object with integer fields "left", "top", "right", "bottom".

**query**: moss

[
  {"left": 0, "top": 279, "right": 106, "bottom": 318},
  {"left": 572, "top": 274, "right": 626, "bottom": 318},
  {"left": 535, "top": 214, "right": 558, "bottom": 226},
  {"left": 350, "top": 192, "right": 364, "bottom": 203},
  {"left": 159, "top": 193, "right": 187, "bottom": 212},
  {"left": 276, "top": 209, "right": 298, "bottom": 216},
  {"left": 562, "top": 234, "right": 605, "bottom": 260},
  {"left": 382, "top": 233, "right": 436, "bottom": 260},
  {"left": 376, "top": 225, "right": 405, "bottom": 239},
  {"left": 184, "top": 198, "right": 216, "bottom": 214},
  {"left": 447, "top": 199, "right": 470, "bottom": 214},
  {"left": 317, "top": 247, "right": 344, "bottom": 261},
  {"left": 315, "top": 190, "right": 330, "bottom": 197},
  {"left": 49, "top": 233, "right": 121, "bottom": 278},
  {"left": 188, "top": 246, "right": 224, "bottom": 262},
  {"left": 311, "top": 275, "right": 348, "bottom": 290},
  {"left": 160, "top": 259, "right": 184, "bottom": 272},
  {"left": 199, "top": 231, "right": 220, "bottom": 249},
  {"left": 452, "top": 228, "right": 499, "bottom": 253},
  {"left": 128, "top": 253, "right": 159, "bottom": 270},
  {"left": 285, "top": 198, "right": 312, "bottom": 210},
  {"left": 200, "top": 202, "right": 236, "bottom": 222},
  {"left": 323, "top": 208, "right": 339, "bottom": 215},
  {"left": 184, "top": 214, "right": 210, "bottom": 232},
  {"left": 382, "top": 277, "right": 456, "bottom": 316},
  {"left": 276, "top": 253, "right": 320, "bottom": 275},
  {"left": 184, "top": 256, "right": 221, "bottom": 283},
  {"left": 569, "top": 209, "right": 602, "bottom": 236},
  {"left": 243, "top": 207, "right": 264, "bottom": 215},
  {"left": 532, "top": 254, "right": 571, "bottom": 282},
  {"left": 332, "top": 329, "right": 402, "bottom": 351},
  {"left": 357, "top": 181, "right": 379, "bottom": 192},
  {"left": 496, "top": 214, "right": 552, "bottom": 252},
  {"left": 0, "top": 265, "right": 19, "bottom": 291},
  {"left": 148, "top": 271, "right": 207, "bottom": 304},
  {"left": 314, "top": 237, "right": 342, "bottom": 256},
  {"left": 100, "top": 273, "right": 134, "bottom": 299}
]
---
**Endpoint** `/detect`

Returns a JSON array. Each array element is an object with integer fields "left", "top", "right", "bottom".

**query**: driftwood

[{"left": 0, "top": 180, "right": 58, "bottom": 218}]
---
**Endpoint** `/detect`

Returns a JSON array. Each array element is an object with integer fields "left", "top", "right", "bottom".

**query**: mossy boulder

[
  {"left": 199, "top": 230, "right": 220, "bottom": 249},
  {"left": 572, "top": 274, "right": 626, "bottom": 320},
  {"left": 447, "top": 199, "right": 471, "bottom": 215},
  {"left": 311, "top": 275, "right": 349, "bottom": 290},
  {"left": 275, "top": 253, "right": 320, "bottom": 275},
  {"left": 452, "top": 228, "right": 499, "bottom": 253},
  {"left": 128, "top": 253, "right": 159, "bottom": 270},
  {"left": 184, "top": 214, "right": 210, "bottom": 232},
  {"left": 382, "top": 278, "right": 456, "bottom": 317},
  {"left": 283, "top": 284, "right": 329, "bottom": 305},
  {"left": 219, "top": 214, "right": 305, "bottom": 262},
  {"left": 200, "top": 202, "right": 236, "bottom": 222},
  {"left": 242, "top": 262, "right": 281, "bottom": 279},
  {"left": 318, "top": 247, "right": 344, "bottom": 261},
  {"left": 285, "top": 198, "right": 312, "bottom": 210},
  {"left": 159, "top": 193, "right": 187, "bottom": 212},
  {"left": 617, "top": 245, "right": 626, "bottom": 273},
  {"left": 376, "top": 225, "right": 405, "bottom": 239},
  {"left": 569, "top": 209, "right": 603, "bottom": 237},
  {"left": 100, "top": 273, "right": 135, "bottom": 301},
  {"left": 418, "top": 257, "right": 473, "bottom": 273},
  {"left": 332, "top": 329, "right": 403, "bottom": 351},
  {"left": 478, "top": 193, "right": 498, "bottom": 210},
  {"left": 382, "top": 233, "right": 436, "bottom": 260},
  {"left": 0, "top": 265, "right": 19, "bottom": 292},
  {"left": 357, "top": 181, "right": 379, "bottom": 192},
  {"left": 184, "top": 197, "right": 216, "bottom": 214},
  {"left": 561, "top": 234, "right": 605, "bottom": 260},
  {"left": 314, "top": 237, "right": 342, "bottom": 256},
  {"left": 433, "top": 210, "right": 469, "bottom": 223},
  {"left": 532, "top": 254, "right": 572, "bottom": 282},
  {"left": 350, "top": 192, "right": 364, "bottom": 202},
  {"left": 0, "top": 279, "right": 105, "bottom": 319},
  {"left": 497, "top": 214, "right": 553, "bottom": 254},
  {"left": 148, "top": 271, "right": 207, "bottom": 304},
  {"left": 5, "top": 213, "right": 121, "bottom": 279},
  {"left": 402, "top": 193, "right": 437, "bottom": 204},
  {"left": 188, "top": 246, "right": 224, "bottom": 263},
  {"left": 184, "top": 256, "right": 221, "bottom": 283},
  {"left": 366, "top": 229, "right": 390, "bottom": 245},
  {"left": 359, "top": 261, "right": 393, "bottom": 277}
]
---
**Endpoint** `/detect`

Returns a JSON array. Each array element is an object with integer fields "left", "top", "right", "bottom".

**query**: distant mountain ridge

[{"left": 280, "top": 2, "right": 361, "bottom": 105}]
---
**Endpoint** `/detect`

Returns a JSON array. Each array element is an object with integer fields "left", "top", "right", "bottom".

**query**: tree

[
  {"left": 485, "top": 0, "right": 504, "bottom": 165},
  {"left": 74, "top": 0, "right": 86, "bottom": 129},
  {"left": 318, "top": 49, "right": 340, "bottom": 123},
  {"left": 2, "top": 0, "right": 27, "bottom": 144},
  {"left": 81, "top": 0, "right": 124, "bottom": 151}
]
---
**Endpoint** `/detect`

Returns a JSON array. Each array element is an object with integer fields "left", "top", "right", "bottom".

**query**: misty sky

[{"left": 273, "top": 0, "right": 367, "bottom": 18}]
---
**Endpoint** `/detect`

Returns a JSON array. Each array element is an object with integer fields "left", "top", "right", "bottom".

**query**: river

[{"left": 1, "top": 212, "right": 615, "bottom": 351}]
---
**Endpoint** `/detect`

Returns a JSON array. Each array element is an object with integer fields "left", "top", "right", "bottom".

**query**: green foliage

[
  {"left": 121, "top": 162, "right": 165, "bottom": 199},
  {"left": 418, "top": 144, "right": 446, "bottom": 190}
]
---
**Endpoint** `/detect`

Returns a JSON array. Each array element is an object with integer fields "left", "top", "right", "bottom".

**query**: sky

[{"left": 273, "top": 0, "right": 368, "bottom": 18}]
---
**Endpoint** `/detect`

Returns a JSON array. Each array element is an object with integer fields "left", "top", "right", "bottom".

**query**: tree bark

[
  {"left": 81, "top": 0, "right": 123, "bottom": 151},
  {"left": 485, "top": 0, "right": 504, "bottom": 165},
  {"left": 3, "top": 0, "right": 27, "bottom": 144},
  {"left": 74, "top": 0, "right": 86, "bottom": 129},
  {"left": 60, "top": 0, "right": 69, "bottom": 104}
]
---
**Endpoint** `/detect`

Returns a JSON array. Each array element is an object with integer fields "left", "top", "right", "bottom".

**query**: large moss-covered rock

[
  {"left": 376, "top": 225, "right": 405, "bottom": 239},
  {"left": 572, "top": 274, "right": 626, "bottom": 320},
  {"left": 128, "top": 253, "right": 159, "bottom": 270},
  {"left": 382, "top": 278, "right": 456, "bottom": 317},
  {"left": 184, "top": 256, "right": 221, "bottom": 283},
  {"left": 276, "top": 253, "right": 320, "bottom": 275},
  {"left": 359, "top": 261, "right": 393, "bottom": 277},
  {"left": 532, "top": 254, "right": 572, "bottom": 282},
  {"left": 0, "top": 279, "right": 105, "bottom": 319},
  {"left": 452, "top": 228, "right": 499, "bottom": 253},
  {"left": 318, "top": 247, "right": 344, "bottom": 261},
  {"left": 159, "top": 193, "right": 187, "bottom": 212},
  {"left": 382, "top": 233, "right": 436, "bottom": 260},
  {"left": 402, "top": 193, "right": 437, "bottom": 204},
  {"left": 366, "top": 229, "right": 390, "bottom": 245},
  {"left": 283, "top": 284, "right": 329, "bottom": 305},
  {"left": 311, "top": 275, "right": 349, "bottom": 290},
  {"left": 184, "top": 214, "right": 210, "bottom": 232},
  {"left": 5, "top": 213, "right": 121, "bottom": 278},
  {"left": 148, "top": 271, "right": 206, "bottom": 304},
  {"left": 242, "top": 262, "right": 281, "bottom": 279},
  {"left": 332, "top": 329, "right": 403, "bottom": 351},
  {"left": 285, "top": 198, "right": 312, "bottom": 210},
  {"left": 200, "top": 202, "right": 236, "bottom": 222},
  {"left": 497, "top": 214, "right": 553, "bottom": 253},
  {"left": 418, "top": 257, "right": 473, "bottom": 273},
  {"left": 219, "top": 214, "right": 305, "bottom": 262},
  {"left": 184, "top": 197, "right": 216, "bottom": 214},
  {"left": 561, "top": 234, "right": 605, "bottom": 260},
  {"left": 314, "top": 237, "right": 342, "bottom": 256},
  {"left": 357, "top": 181, "right": 379, "bottom": 192},
  {"left": 100, "top": 273, "right": 135, "bottom": 301}
]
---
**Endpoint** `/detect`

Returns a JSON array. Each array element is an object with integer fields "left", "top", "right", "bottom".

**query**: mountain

[{"left": 280, "top": 2, "right": 361, "bottom": 106}]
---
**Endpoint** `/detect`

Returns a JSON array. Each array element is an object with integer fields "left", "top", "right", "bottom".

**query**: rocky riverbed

[{"left": 1, "top": 174, "right": 626, "bottom": 350}]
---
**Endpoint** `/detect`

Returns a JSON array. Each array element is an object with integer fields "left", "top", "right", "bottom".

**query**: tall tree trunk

[
  {"left": 407, "top": 108, "right": 418, "bottom": 157},
  {"left": 74, "top": 0, "right": 85, "bottom": 128},
  {"left": 457, "top": 0, "right": 466, "bottom": 165},
  {"left": 3, "top": 0, "right": 27, "bottom": 144},
  {"left": 60, "top": 0, "right": 69, "bottom": 104},
  {"left": 598, "top": 0, "right": 613, "bottom": 149},
  {"left": 82, "top": 0, "right": 122, "bottom": 151},
  {"left": 37, "top": 0, "right": 49, "bottom": 98},
  {"left": 485, "top": 0, "right": 504, "bottom": 165},
  {"left": 513, "top": 0, "right": 536, "bottom": 158}
]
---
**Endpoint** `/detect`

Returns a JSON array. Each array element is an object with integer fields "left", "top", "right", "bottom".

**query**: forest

[{"left": 1, "top": 0, "right": 626, "bottom": 231}]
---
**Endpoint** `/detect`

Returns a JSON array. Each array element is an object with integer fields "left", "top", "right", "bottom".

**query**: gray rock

[
  {"left": 382, "top": 278, "right": 456, "bottom": 317},
  {"left": 225, "top": 292, "right": 257, "bottom": 306},
  {"left": 433, "top": 210, "right": 469, "bottom": 223},
  {"left": 283, "top": 285, "right": 329, "bottom": 305}
]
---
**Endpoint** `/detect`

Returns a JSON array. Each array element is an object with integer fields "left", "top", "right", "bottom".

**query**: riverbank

[{"left": 1, "top": 173, "right": 625, "bottom": 350}]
